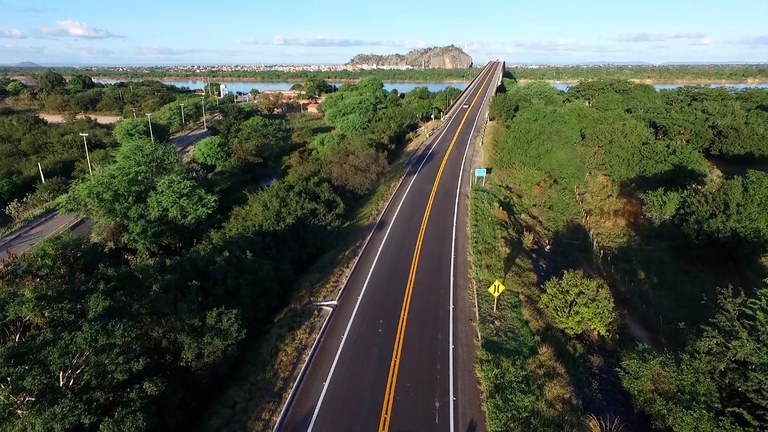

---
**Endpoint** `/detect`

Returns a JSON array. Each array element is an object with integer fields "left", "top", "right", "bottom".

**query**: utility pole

[
  {"left": 146, "top": 113, "right": 154, "bottom": 143},
  {"left": 38, "top": 162, "right": 45, "bottom": 183},
  {"left": 201, "top": 97, "right": 207, "bottom": 131},
  {"left": 179, "top": 103, "right": 185, "bottom": 129},
  {"left": 79, "top": 133, "right": 93, "bottom": 175}
]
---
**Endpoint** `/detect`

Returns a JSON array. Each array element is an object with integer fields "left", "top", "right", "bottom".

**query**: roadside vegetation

[
  {"left": 0, "top": 71, "right": 215, "bottom": 234},
  {"left": 0, "top": 75, "right": 465, "bottom": 431},
  {"left": 1, "top": 67, "right": 478, "bottom": 83},
  {"left": 471, "top": 75, "right": 768, "bottom": 431},
  {"left": 1, "top": 70, "right": 194, "bottom": 117},
  {"left": 509, "top": 64, "right": 768, "bottom": 83}
]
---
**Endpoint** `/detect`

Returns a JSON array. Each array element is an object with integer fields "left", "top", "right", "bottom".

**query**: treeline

[
  {"left": 1, "top": 67, "right": 478, "bottom": 83},
  {"left": 476, "top": 79, "right": 767, "bottom": 431},
  {"left": 0, "top": 91, "right": 214, "bottom": 230},
  {"left": 0, "top": 79, "right": 462, "bottom": 430},
  {"left": 508, "top": 64, "right": 768, "bottom": 82},
  {"left": 1, "top": 71, "right": 193, "bottom": 116},
  {"left": 0, "top": 108, "right": 117, "bottom": 225}
]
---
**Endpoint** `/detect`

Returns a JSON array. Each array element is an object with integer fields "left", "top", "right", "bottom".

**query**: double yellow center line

[{"left": 377, "top": 65, "right": 495, "bottom": 432}]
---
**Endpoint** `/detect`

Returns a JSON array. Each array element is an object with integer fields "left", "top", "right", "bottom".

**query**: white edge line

[
  {"left": 306, "top": 65, "right": 491, "bottom": 431},
  {"left": 307, "top": 111, "right": 457, "bottom": 431},
  {"left": 273, "top": 66, "right": 485, "bottom": 432},
  {"left": 449, "top": 63, "right": 497, "bottom": 432}
]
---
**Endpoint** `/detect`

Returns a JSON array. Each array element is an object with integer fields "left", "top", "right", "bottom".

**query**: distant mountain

[
  {"left": 347, "top": 45, "right": 473, "bottom": 69},
  {"left": 14, "top": 61, "right": 43, "bottom": 68}
]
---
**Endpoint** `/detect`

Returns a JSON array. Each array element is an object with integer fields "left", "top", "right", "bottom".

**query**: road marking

[
  {"left": 378, "top": 65, "right": 495, "bottom": 432},
  {"left": 305, "top": 95, "right": 459, "bottom": 432},
  {"left": 448, "top": 62, "right": 497, "bottom": 432},
  {"left": 275, "top": 77, "right": 472, "bottom": 432}
]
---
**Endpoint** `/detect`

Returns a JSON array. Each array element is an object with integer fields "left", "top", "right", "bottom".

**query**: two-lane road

[{"left": 279, "top": 62, "right": 501, "bottom": 431}]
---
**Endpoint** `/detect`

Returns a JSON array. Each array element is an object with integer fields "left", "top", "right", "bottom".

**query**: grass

[
  {"left": 470, "top": 121, "right": 583, "bottom": 432},
  {"left": 196, "top": 118, "right": 444, "bottom": 431}
]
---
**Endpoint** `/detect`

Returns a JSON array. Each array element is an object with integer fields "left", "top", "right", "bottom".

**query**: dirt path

[{"left": 39, "top": 113, "right": 122, "bottom": 124}]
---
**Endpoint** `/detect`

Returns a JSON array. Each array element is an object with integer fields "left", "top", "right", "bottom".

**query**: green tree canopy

[
  {"left": 35, "top": 70, "right": 66, "bottom": 93},
  {"left": 540, "top": 270, "right": 617, "bottom": 337},
  {"left": 231, "top": 116, "right": 288, "bottom": 165},
  {"left": 65, "top": 138, "right": 216, "bottom": 254},
  {"left": 66, "top": 74, "right": 96, "bottom": 92},
  {"left": 621, "top": 285, "right": 768, "bottom": 432},
  {"left": 194, "top": 136, "right": 230, "bottom": 168},
  {"left": 5, "top": 80, "right": 25, "bottom": 96},
  {"left": 113, "top": 118, "right": 170, "bottom": 145},
  {"left": 681, "top": 170, "right": 768, "bottom": 250}
]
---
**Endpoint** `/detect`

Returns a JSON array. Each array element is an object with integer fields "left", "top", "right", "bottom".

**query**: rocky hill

[{"left": 347, "top": 45, "right": 472, "bottom": 69}]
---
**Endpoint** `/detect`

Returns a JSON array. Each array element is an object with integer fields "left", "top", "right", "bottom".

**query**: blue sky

[{"left": 0, "top": 0, "right": 766, "bottom": 65}]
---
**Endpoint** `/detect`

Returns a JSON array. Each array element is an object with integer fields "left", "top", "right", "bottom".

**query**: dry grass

[
  {"left": 584, "top": 414, "right": 626, "bottom": 432},
  {"left": 528, "top": 344, "right": 580, "bottom": 419},
  {"left": 578, "top": 173, "right": 631, "bottom": 247}
]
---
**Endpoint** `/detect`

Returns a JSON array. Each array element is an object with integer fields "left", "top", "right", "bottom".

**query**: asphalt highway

[{"left": 278, "top": 61, "right": 502, "bottom": 432}]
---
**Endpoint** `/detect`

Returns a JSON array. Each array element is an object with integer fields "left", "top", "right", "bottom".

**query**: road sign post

[
  {"left": 487, "top": 280, "right": 506, "bottom": 312},
  {"left": 474, "top": 168, "right": 487, "bottom": 186}
]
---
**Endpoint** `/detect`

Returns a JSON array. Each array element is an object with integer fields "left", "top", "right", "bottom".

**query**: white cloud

[
  {"left": 733, "top": 35, "right": 768, "bottom": 45},
  {"left": 40, "top": 20, "right": 122, "bottom": 39},
  {"left": 692, "top": 37, "right": 714, "bottom": 46},
  {"left": 272, "top": 36, "right": 379, "bottom": 47},
  {"left": 135, "top": 46, "right": 242, "bottom": 58},
  {"left": 0, "top": 28, "right": 25, "bottom": 39},
  {"left": 242, "top": 36, "right": 430, "bottom": 50},
  {"left": 616, "top": 32, "right": 709, "bottom": 43},
  {"left": 510, "top": 39, "right": 576, "bottom": 50}
]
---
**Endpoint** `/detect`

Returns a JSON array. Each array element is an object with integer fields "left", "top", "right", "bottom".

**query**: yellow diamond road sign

[{"left": 488, "top": 280, "right": 506, "bottom": 298}]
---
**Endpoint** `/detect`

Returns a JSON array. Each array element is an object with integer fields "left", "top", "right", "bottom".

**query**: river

[
  {"left": 96, "top": 78, "right": 768, "bottom": 94},
  {"left": 548, "top": 82, "right": 768, "bottom": 91},
  {"left": 96, "top": 79, "right": 469, "bottom": 94}
]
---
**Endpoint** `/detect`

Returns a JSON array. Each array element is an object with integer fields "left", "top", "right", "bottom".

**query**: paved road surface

[
  {"left": 0, "top": 212, "right": 81, "bottom": 261},
  {"left": 278, "top": 62, "right": 501, "bottom": 432},
  {"left": 0, "top": 117, "right": 214, "bottom": 261}
]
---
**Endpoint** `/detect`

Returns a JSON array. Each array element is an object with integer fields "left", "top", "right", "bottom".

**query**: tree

[
  {"left": 302, "top": 77, "right": 333, "bottom": 98},
  {"left": 0, "top": 235, "right": 161, "bottom": 431},
  {"left": 65, "top": 139, "right": 215, "bottom": 254},
  {"left": 35, "top": 70, "right": 66, "bottom": 93},
  {"left": 681, "top": 170, "right": 768, "bottom": 250},
  {"left": 147, "top": 174, "right": 218, "bottom": 227},
  {"left": 194, "top": 136, "right": 230, "bottom": 168},
  {"left": 621, "top": 285, "right": 768, "bottom": 432},
  {"left": 697, "top": 286, "right": 768, "bottom": 428},
  {"left": 5, "top": 80, "right": 25, "bottom": 96},
  {"left": 540, "top": 270, "right": 617, "bottom": 337},
  {"left": 113, "top": 118, "right": 169, "bottom": 144},
  {"left": 620, "top": 347, "right": 727, "bottom": 432},
  {"left": 322, "top": 142, "right": 389, "bottom": 195},
  {"left": 642, "top": 188, "right": 682, "bottom": 225},
  {"left": 67, "top": 74, "right": 96, "bottom": 91},
  {"left": 231, "top": 116, "right": 288, "bottom": 164},
  {"left": 0, "top": 178, "right": 19, "bottom": 207},
  {"left": 254, "top": 92, "right": 282, "bottom": 114}
]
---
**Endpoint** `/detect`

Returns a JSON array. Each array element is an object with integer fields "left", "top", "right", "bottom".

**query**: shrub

[{"left": 540, "top": 270, "right": 617, "bottom": 337}]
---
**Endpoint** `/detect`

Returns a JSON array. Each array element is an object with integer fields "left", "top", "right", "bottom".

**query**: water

[
  {"left": 97, "top": 79, "right": 468, "bottom": 94},
  {"left": 548, "top": 82, "right": 768, "bottom": 91}
]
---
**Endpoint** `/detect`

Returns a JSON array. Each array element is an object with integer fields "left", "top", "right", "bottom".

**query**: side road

[{"left": 0, "top": 116, "right": 215, "bottom": 261}]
